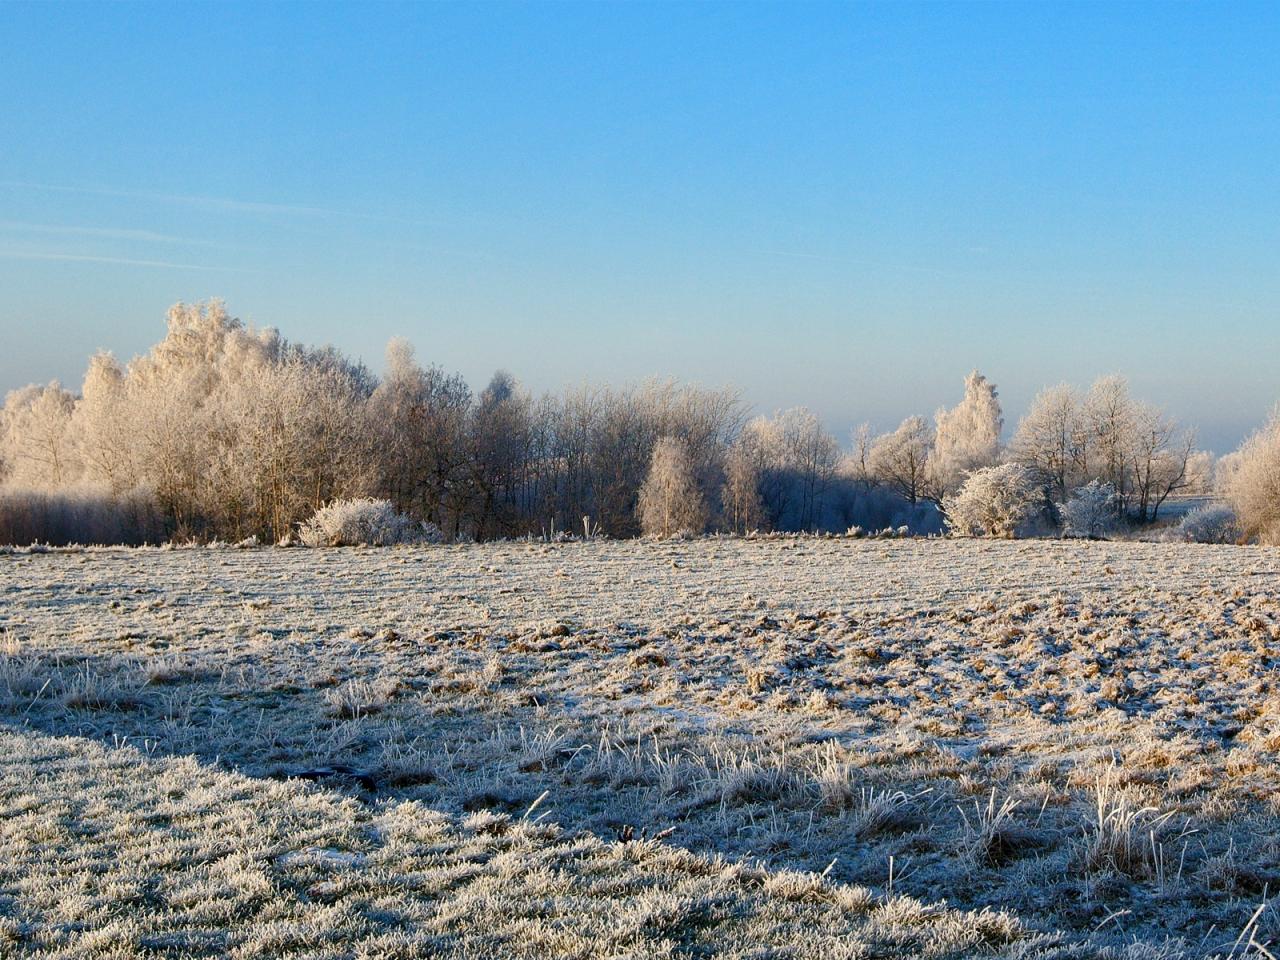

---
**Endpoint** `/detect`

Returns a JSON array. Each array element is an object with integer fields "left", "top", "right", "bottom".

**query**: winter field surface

[{"left": 3, "top": 538, "right": 1280, "bottom": 957}]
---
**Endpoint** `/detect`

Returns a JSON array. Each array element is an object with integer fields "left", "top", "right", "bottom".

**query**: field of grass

[{"left": 3, "top": 537, "right": 1280, "bottom": 957}]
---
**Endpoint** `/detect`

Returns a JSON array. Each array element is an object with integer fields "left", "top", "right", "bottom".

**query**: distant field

[{"left": 3, "top": 537, "right": 1280, "bottom": 957}]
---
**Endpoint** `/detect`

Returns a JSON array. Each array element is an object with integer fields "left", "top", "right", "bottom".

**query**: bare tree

[
  {"left": 777, "top": 407, "right": 839, "bottom": 530},
  {"left": 1009, "top": 383, "right": 1084, "bottom": 502},
  {"left": 1128, "top": 402, "right": 1196, "bottom": 523},
  {"left": 1083, "top": 375, "right": 1137, "bottom": 509},
  {"left": 850, "top": 422, "right": 875, "bottom": 486},
  {"left": 869, "top": 416, "right": 934, "bottom": 505},
  {"left": 369, "top": 338, "right": 472, "bottom": 536}
]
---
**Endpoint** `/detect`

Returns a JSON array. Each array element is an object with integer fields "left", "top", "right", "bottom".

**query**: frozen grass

[
  {"left": 4, "top": 537, "right": 1280, "bottom": 955},
  {"left": 0, "top": 726, "right": 1062, "bottom": 959}
]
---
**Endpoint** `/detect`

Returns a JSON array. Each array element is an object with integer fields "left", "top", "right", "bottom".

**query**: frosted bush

[
  {"left": 298, "top": 498, "right": 440, "bottom": 547},
  {"left": 1059, "top": 481, "right": 1119, "bottom": 539},
  {"left": 944, "top": 463, "right": 1038, "bottom": 538},
  {"left": 1168, "top": 504, "right": 1240, "bottom": 544}
]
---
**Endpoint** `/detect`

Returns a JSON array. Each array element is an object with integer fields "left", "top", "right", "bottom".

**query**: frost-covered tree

[
  {"left": 124, "top": 300, "right": 281, "bottom": 532},
  {"left": 1127, "top": 401, "right": 1197, "bottom": 523},
  {"left": 721, "top": 437, "right": 764, "bottom": 533},
  {"left": 637, "top": 436, "right": 707, "bottom": 538},
  {"left": 1082, "top": 375, "right": 1136, "bottom": 504},
  {"left": 7, "top": 295, "right": 1231, "bottom": 546},
  {"left": 469, "top": 370, "right": 539, "bottom": 539},
  {"left": 1058, "top": 480, "right": 1119, "bottom": 539},
  {"left": 1009, "top": 384, "right": 1084, "bottom": 502},
  {"left": 732, "top": 408, "right": 837, "bottom": 530},
  {"left": 869, "top": 416, "right": 934, "bottom": 505},
  {"left": 930, "top": 371, "right": 1003, "bottom": 497},
  {"left": 850, "top": 422, "right": 874, "bottom": 485},
  {"left": 73, "top": 353, "right": 136, "bottom": 494},
  {"left": 585, "top": 380, "right": 742, "bottom": 537},
  {"left": 944, "top": 463, "right": 1038, "bottom": 538},
  {"left": 369, "top": 338, "right": 472, "bottom": 534},
  {"left": 1185, "top": 450, "right": 1215, "bottom": 496},
  {"left": 215, "top": 353, "right": 376, "bottom": 542},
  {"left": 1012, "top": 377, "right": 1199, "bottom": 523},
  {"left": 1224, "top": 415, "right": 1280, "bottom": 544},
  {"left": 737, "top": 416, "right": 788, "bottom": 527},
  {"left": 775, "top": 407, "right": 839, "bottom": 529},
  {"left": 1, "top": 382, "right": 81, "bottom": 488},
  {"left": 0, "top": 301, "right": 757, "bottom": 543},
  {"left": 1213, "top": 450, "right": 1243, "bottom": 499}
]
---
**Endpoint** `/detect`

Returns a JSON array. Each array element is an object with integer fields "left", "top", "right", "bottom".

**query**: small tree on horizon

[{"left": 637, "top": 436, "right": 707, "bottom": 538}]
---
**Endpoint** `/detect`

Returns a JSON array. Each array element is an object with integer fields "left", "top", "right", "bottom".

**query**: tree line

[{"left": 0, "top": 301, "right": 1226, "bottom": 546}]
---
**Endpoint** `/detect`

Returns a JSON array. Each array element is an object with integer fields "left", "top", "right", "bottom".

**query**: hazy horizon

[{"left": 3, "top": 1, "right": 1277, "bottom": 454}]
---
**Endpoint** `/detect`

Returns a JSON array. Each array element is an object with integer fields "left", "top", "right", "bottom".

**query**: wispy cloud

[
  {"left": 0, "top": 179, "right": 513, "bottom": 264},
  {"left": 0, "top": 178, "right": 474, "bottom": 232},
  {"left": 0, "top": 180, "right": 332, "bottom": 217},
  {"left": 0, "top": 219, "right": 221, "bottom": 246},
  {"left": 0, "top": 250, "right": 249, "bottom": 272}
]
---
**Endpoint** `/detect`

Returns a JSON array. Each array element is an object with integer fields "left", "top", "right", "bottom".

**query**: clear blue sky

[{"left": 1, "top": 1, "right": 1277, "bottom": 452}]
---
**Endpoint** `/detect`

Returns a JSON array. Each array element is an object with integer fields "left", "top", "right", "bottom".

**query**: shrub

[
  {"left": 298, "top": 498, "right": 440, "bottom": 547},
  {"left": 1058, "top": 481, "right": 1120, "bottom": 539},
  {"left": 944, "top": 463, "right": 1038, "bottom": 538},
  {"left": 1168, "top": 504, "right": 1240, "bottom": 544}
]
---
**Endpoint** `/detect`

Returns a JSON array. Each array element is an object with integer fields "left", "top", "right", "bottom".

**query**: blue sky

[{"left": 1, "top": 1, "right": 1277, "bottom": 452}]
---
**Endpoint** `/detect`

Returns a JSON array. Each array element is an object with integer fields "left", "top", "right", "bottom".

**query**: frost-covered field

[{"left": 4, "top": 538, "right": 1280, "bottom": 957}]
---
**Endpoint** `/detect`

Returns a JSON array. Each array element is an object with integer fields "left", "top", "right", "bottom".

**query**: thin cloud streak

[
  {"left": 0, "top": 219, "right": 222, "bottom": 246},
  {"left": 0, "top": 180, "right": 332, "bottom": 217},
  {"left": 0, "top": 250, "right": 250, "bottom": 272},
  {"left": 0, "top": 178, "right": 501, "bottom": 233}
]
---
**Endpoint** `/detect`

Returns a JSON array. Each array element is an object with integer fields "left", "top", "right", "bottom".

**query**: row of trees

[
  {"left": 0, "top": 301, "right": 1223, "bottom": 545},
  {"left": 851, "top": 371, "right": 1206, "bottom": 523},
  {"left": 2, "top": 302, "right": 848, "bottom": 543},
  {"left": 635, "top": 369, "right": 1211, "bottom": 540}
]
